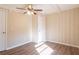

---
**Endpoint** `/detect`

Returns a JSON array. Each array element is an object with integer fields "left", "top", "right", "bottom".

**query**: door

[
  {"left": 37, "top": 14, "right": 46, "bottom": 43},
  {"left": 0, "top": 9, "right": 7, "bottom": 51}
]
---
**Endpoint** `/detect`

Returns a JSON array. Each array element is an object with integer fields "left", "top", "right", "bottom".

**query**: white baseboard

[
  {"left": 7, "top": 41, "right": 31, "bottom": 50},
  {"left": 6, "top": 40, "right": 79, "bottom": 50},
  {"left": 47, "top": 40, "right": 79, "bottom": 48}
]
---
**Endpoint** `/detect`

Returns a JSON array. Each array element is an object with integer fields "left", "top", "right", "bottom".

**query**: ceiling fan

[{"left": 16, "top": 4, "right": 43, "bottom": 15}]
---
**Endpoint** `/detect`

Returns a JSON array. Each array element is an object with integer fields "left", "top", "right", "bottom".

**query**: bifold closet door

[{"left": 0, "top": 9, "right": 7, "bottom": 51}]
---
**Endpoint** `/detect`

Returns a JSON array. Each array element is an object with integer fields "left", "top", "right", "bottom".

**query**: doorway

[
  {"left": 0, "top": 9, "right": 7, "bottom": 51},
  {"left": 37, "top": 14, "right": 46, "bottom": 43}
]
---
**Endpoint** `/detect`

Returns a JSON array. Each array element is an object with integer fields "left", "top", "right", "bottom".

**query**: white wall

[
  {"left": 7, "top": 10, "right": 32, "bottom": 49},
  {"left": 46, "top": 8, "right": 79, "bottom": 47}
]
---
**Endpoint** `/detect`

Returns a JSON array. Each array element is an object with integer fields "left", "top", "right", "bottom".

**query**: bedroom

[{"left": 0, "top": 4, "right": 79, "bottom": 55}]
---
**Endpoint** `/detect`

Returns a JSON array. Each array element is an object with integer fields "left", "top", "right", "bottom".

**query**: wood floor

[{"left": 0, "top": 41, "right": 79, "bottom": 55}]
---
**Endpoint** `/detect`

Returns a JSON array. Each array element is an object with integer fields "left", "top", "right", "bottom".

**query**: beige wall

[
  {"left": 7, "top": 10, "right": 32, "bottom": 48},
  {"left": 46, "top": 8, "right": 79, "bottom": 47}
]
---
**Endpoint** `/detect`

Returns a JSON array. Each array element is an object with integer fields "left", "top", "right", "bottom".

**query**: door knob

[{"left": 3, "top": 32, "right": 6, "bottom": 34}]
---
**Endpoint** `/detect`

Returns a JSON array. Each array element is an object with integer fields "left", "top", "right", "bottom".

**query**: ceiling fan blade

[
  {"left": 34, "top": 9, "right": 43, "bottom": 11},
  {"left": 16, "top": 7, "right": 26, "bottom": 10}
]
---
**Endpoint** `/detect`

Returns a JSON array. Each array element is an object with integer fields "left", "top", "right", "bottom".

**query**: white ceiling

[{"left": 0, "top": 4, "right": 79, "bottom": 14}]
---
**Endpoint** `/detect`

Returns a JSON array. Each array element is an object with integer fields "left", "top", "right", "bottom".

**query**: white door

[
  {"left": 0, "top": 9, "right": 7, "bottom": 51},
  {"left": 38, "top": 14, "right": 46, "bottom": 43}
]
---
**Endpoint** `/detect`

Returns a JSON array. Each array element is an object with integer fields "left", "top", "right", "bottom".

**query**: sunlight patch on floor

[
  {"left": 35, "top": 42, "right": 44, "bottom": 47},
  {"left": 35, "top": 43, "right": 54, "bottom": 55}
]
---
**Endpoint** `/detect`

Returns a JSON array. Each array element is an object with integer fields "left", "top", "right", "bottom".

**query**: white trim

[
  {"left": 5, "top": 9, "right": 9, "bottom": 51},
  {"left": 7, "top": 41, "right": 31, "bottom": 50},
  {"left": 47, "top": 40, "right": 79, "bottom": 48}
]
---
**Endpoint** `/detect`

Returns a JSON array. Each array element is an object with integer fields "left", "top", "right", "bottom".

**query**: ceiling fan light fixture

[
  {"left": 31, "top": 12, "right": 34, "bottom": 14},
  {"left": 27, "top": 11, "right": 31, "bottom": 15},
  {"left": 27, "top": 11, "right": 34, "bottom": 15},
  {"left": 16, "top": 4, "right": 42, "bottom": 15}
]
